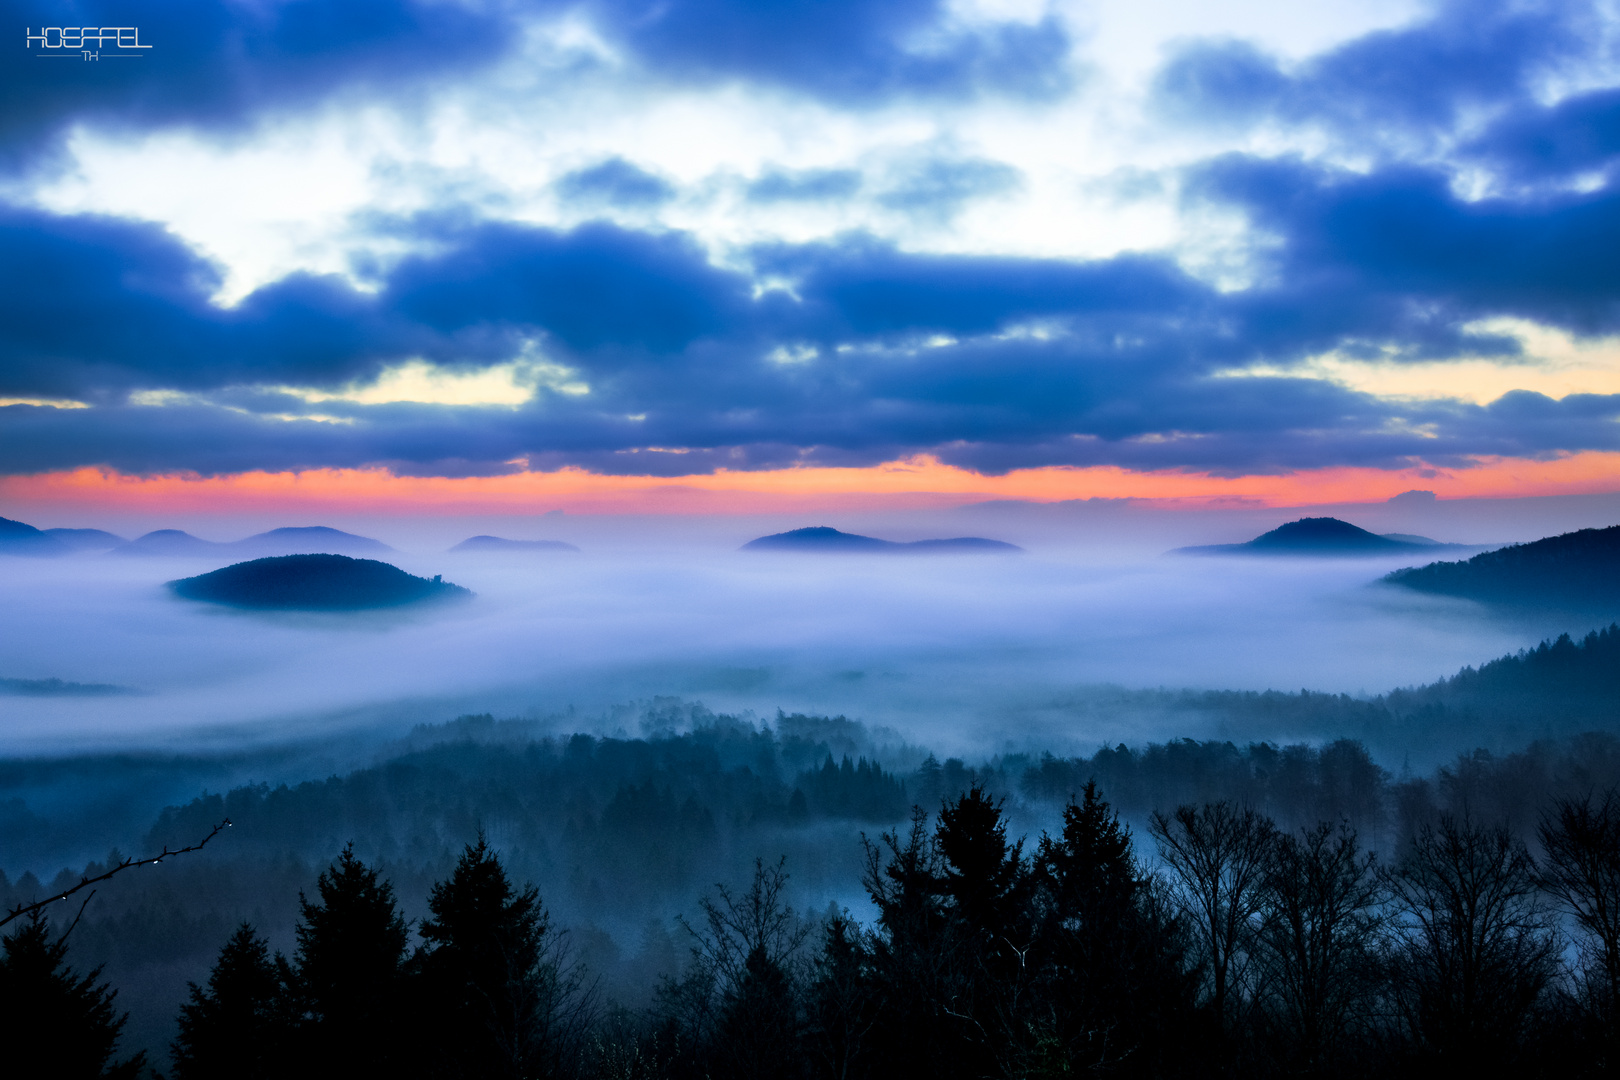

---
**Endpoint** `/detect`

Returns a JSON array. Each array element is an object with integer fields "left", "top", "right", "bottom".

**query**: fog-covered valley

[
  {"left": 1, "top": 503, "right": 1600, "bottom": 759},
  {"left": 5, "top": 496, "right": 1620, "bottom": 1070}
]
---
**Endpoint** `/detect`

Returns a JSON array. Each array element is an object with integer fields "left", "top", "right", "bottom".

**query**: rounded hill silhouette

[
  {"left": 1174, "top": 517, "right": 1457, "bottom": 557},
  {"left": 741, "top": 526, "right": 1022, "bottom": 553},
  {"left": 168, "top": 554, "right": 471, "bottom": 611}
]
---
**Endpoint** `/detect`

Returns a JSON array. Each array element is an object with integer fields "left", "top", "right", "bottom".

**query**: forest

[{"left": 4, "top": 627, "right": 1620, "bottom": 1077}]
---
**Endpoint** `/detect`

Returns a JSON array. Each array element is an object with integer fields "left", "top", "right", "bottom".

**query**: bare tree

[
  {"left": 1541, "top": 791, "right": 1620, "bottom": 1042},
  {"left": 1150, "top": 802, "right": 1278, "bottom": 1026},
  {"left": 1253, "top": 821, "right": 1385, "bottom": 1074},
  {"left": 1385, "top": 810, "right": 1558, "bottom": 1067}
]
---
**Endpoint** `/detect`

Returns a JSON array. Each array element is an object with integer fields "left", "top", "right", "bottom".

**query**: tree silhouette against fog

[
  {"left": 287, "top": 844, "right": 411, "bottom": 1074},
  {"left": 1151, "top": 801, "right": 1278, "bottom": 1031},
  {"left": 1030, "top": 781, "right": 1200, "bottom": 1077},
  {"left": 416, "top": 835, "right": 592, "bottom": 1080},
  {"left": 170, "top": 923, "right": 289, "bottom": 1080},
  {"left": 1252, "top": 821, "right": 1385, "bottom": 1076},
  {"left": 1540, "top": 791, "right": 1620, "bottom": 1063},
  {"left": 1385, "top": 811, "right": 1558, "bottom": 1069}
]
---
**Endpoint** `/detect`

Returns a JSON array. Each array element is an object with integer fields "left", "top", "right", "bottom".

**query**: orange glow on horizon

[{"left": 3, "top": 453, "right": 1620, "bottom": 516}]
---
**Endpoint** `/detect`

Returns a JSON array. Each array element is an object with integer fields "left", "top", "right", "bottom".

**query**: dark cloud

[
  {"left": 555, "top": 159, "right": 677, "bottom": 207},
  {"left": 4, "top": 0, "right": 522, "bottom": 169},
  {"left": 6, "top": 106, "right": 1620, "bottom": 479},
  {"left": 589, "top": 0, "right": 1073, "bottom": 103},
  {"left": 3, "top": 0, "right": 1074, "bottom": 172},
  {"left": 1152, "top": 0, "right": 1593, "bottom": 148},
  {"left": 1195, "top": 155, "right": 1620, "bottom": 337}
]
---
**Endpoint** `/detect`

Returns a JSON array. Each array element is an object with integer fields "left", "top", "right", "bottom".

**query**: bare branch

[{"left": 1, "top": 819, "right": 231, "bottom": 932}]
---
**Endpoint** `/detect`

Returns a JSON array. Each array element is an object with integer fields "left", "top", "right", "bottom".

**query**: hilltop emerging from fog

[
  {"left": 742, "top": 526, "right": 1022, "bottom": 553},
  {"left": 1174, "top": 517, "right": 1459, "bottom": 557},
  {"left": 1385, "top": 525, "right": 1620, "bottom": 609},
  {"left": 168, "top": 554, "right": 470, "bottom": 611}
]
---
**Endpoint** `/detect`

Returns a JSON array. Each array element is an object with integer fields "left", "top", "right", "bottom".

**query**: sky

[{"left": 4, "top": 0, "right": 1620, "bottom": 515}]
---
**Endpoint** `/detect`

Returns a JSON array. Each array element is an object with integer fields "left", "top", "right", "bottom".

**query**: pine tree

[
  {"left": 1033, "top": 781, "right": 1200, "bottom": 1077},
  {"left": 417, "top": 836, "right": 578, "bottom": 1080},
  {"left": 0, "top": 911, "right": 144, "bottom": 1079},
  {"left": 171, "top": 923, "right": 290, "bottom": 1080},
  {"left": 289, "top": 843, "right": 410, "bottom": 1073}
]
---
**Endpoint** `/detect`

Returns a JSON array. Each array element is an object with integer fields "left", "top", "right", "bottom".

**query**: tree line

[{"left": 10, "top": 779, "right": 1620, "bottom": 1079}]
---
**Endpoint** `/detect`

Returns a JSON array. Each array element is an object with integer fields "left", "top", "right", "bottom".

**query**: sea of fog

[{"left": 0, "top": 515, "right": 1593, "bottom": 759}]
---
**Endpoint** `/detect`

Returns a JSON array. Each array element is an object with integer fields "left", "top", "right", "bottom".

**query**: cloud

[
  {"left": 555, "top": 158, "right": 677, "bottom": 208},
  {"left": 3, "top": 0, "right": 523, "bottom": 170},
  {"left": 6, "top": 104, "right": 1620, "bottom": 482},
  {"left": 587, "top": 0, "right": 1074, "bottom": 104},
  {"left": 1152, "top": 0, "right": 1596, "bottom": 148},
  {"left": 746, "top": 169, "right": 863, "bottom": 204}
]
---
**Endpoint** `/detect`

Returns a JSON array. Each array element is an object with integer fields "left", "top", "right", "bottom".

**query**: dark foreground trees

[
  {"left": 1385, "top": 811, "right": 1560, "bottom": 1071},
  {"left": 128, "top": 780, "right": 1620, "bottom": 1078},
  {"left": 171, "top": 840, "right": 591, "bottom": 1080},
  {"left": 0, "top": 911, "right": 144, "bottom": 1079}
]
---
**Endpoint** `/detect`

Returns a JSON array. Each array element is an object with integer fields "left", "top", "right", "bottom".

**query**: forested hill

[{"left": 1384, "top": 523, "right": 1620, "bottom": 608}]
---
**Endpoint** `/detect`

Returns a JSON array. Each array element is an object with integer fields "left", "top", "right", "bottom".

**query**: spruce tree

[
  {"left": 0, "top": 911, "right": 144, "bottom": 1079},
  {"left": 289, "top": 843, "right": 410, "bottom": 1073},
  {"left": 171, "top": 923, "right": 289, "bottom": 1080},
  {"left": 417, "top": 836, "right": 571, "bottom": 1080}
]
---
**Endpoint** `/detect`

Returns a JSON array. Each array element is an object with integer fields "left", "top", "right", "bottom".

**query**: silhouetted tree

[
  {"left": 1151, "top": 801, "right": 1278, "bottom": 1030},
  {"left": 1540, "top": 791, "right": 1620, "bottom": 1064},
  {"left": 171, "top": 923, "right": 289, "bottom": 1080},
  {"left": 662, "top": 857, "right": 810, "bottom": 1080},
  {"left": 288, "top": 843, "right": 411, "bottom": 1073},
  {"left": 1252, "top": 822, "right": 1384, "bottom": 1077},
  {"left": 860, "top": 807, "right": 960, "bottom": 1078},
  {"left": 0, "top": 911, "right": 143, "bottom": 1079},
  {"left": 932, "top": 784, "right": 1033, "bottom": 1075},
  {"left": 1385, "top": 811, "right": 1558, "bottom": 1070},
  {"left": 1028, "top": 781, "right": 1200, "bottom": 1077},
  {"left": 417, "top": 835, "right": 590, "bottom": 1079},
  {"left": 803, "top": 911, "right": 878, "bottom": 1080}
]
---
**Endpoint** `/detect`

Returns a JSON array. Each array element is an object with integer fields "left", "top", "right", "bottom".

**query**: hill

[
  {"left": 168, "top": 554, "right": 472, "bottom": 611},
  {"left": 114, "top": 529, "right": 226, "bottom": 557},
  {"left": 742, "top": 526, "right": 1022, "bottom": 553},
  {"left": 235, "top": 526, "right": 393, "bottom": 556},
  {"left": 0, "top": 515, "right": 69, "bottom": 556},
  {"left": 1383, "top": 524, "right": 1620, "bottom": 608},
  {"left": 449, "top": 535, "right": 581, "bottom": 553},
  {"left": 1174, "top": 517, "right": 1460, "bottom": 556},
  {"left": 42, "top": 527, "right": 125, "bottom": 551}
]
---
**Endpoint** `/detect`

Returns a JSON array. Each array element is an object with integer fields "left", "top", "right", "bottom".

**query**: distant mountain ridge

[
  {"left": 1384, "top": 524, "right": 1620, "bottom": 609},
  {"left": 0, "top": 515, "right": 70, "bottom": 556},
  {"left": 1174, "top": 517, "right": 1464, "bottom": 556},
  {"left": 168, "top": 554, "right": 470, "bottom": 611},
  {"left": 116, "top": 525, "right": 392, "bottom": 558},
  {"left": 741, "top": 526, "right": 1023, "bottom": 554},
  {"left": 450, "top": 535, "right": 581, "bottom": 553}
]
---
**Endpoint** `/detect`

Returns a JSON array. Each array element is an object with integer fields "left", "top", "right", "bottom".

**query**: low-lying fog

[{"left": 5, "top": 495, "right": 1608, "bottom": 760}]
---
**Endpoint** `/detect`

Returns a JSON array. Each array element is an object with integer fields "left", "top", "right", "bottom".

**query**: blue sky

[{"left": 4, "top": 0, "right": 1620, "bottom": 499}]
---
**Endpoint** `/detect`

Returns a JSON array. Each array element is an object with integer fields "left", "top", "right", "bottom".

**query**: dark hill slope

[
  {"left": 1175, "top": 517, "right": 1453, "bottom": 556},
  {"left": 168, "top": 554, "right": 471, "bottom": 611},
  {"left": 0, "top": 515, "right": 68, "bottom": 556},
  {"left": 1384, "top": 525, "right": 1620, "bottom": 608},
  {"left": 743, "top": 526, "right": 1021, "bottom": 553}
]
